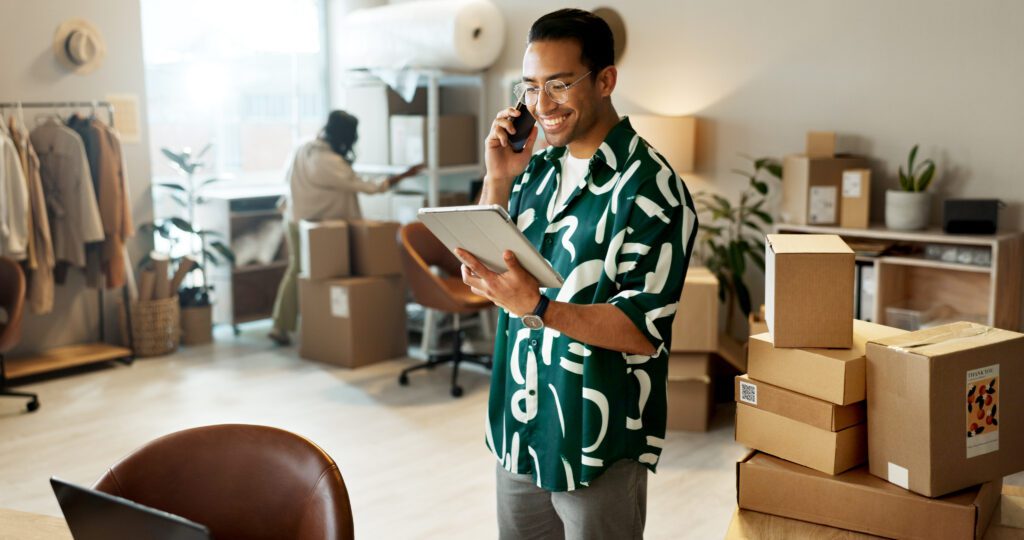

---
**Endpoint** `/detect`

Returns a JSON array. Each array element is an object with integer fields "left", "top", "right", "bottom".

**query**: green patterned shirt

[{"left": 486, "top": 117, "right": 698, "bottom": 492}]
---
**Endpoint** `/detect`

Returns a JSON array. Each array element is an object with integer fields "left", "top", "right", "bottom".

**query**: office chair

[
  {"left": 398, "top": 222, "right": 492, "bottom": 397},
  {"left": 93, "top": 424, "right": 354, "bottom": 540},
  {"left": 0, "top": 257, "right": 39, "bottom": 412}
]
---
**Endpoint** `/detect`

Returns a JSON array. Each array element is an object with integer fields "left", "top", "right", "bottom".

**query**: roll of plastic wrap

[{"left": 338, "top": 0, "right": 505, "bottom": 71}]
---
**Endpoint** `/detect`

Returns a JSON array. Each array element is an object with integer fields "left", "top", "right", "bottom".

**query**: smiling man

[{"left": 456, "top": 8, "right": 698, "bottom": 540}]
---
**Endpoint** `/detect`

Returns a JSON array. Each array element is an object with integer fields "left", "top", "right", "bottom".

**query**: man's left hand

[{"left": 457, "top": 249, "right": 541, "bottom": 317}]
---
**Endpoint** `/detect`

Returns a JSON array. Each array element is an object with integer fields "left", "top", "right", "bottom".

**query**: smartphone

[{"left": 508, "top": 100, "right": 536, "bottom": 153}]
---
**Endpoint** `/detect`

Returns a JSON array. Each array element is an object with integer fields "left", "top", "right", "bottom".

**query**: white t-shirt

[{"left": 555, "top": 152, "right": 590, "bottom": 211}]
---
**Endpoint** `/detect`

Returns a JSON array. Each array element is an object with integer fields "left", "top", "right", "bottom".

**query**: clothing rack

[{"left": 0, "top": 100, "right": 134, "bottom": 412}]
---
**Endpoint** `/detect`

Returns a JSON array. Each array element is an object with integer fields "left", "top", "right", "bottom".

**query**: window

[{"left": 141, "top": 0, "right": 327, "bottom": 186}]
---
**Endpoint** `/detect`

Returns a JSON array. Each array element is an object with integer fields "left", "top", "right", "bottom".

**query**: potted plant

[
  {"left": 695, "top": 156, "right": 782, "bottom": 337},
  {"left": 139, "top": 145, "right": 234, "bottom": 345},
  {"left": 886, "top": 144, "right": 936, "bottom": 230}
]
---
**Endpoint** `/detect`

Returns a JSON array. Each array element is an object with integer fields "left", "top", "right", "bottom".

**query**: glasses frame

[{"left": 514, "top": 71, "right": 593, "bottom": 106}]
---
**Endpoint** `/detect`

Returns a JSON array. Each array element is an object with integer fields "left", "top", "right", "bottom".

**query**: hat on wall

[{"left": 53, "top": 18, "right": 107, "bottom": 75}]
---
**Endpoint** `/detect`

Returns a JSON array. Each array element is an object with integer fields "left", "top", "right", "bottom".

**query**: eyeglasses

[{"left": 513, "top": 71, "right": 593, "bottom": 106}]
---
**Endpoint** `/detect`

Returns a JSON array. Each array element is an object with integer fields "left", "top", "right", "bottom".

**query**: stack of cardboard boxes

[
  {"left": 735, "top": 234, "right": 1024, "bottom": 538},
  {"left": 298, "top": 219, "right": 408, "bottom": 368},
  {"left": 665, "top": 267, "right": 720, "bottom": 431},
  {"left": 781, "top": 131, "right": 872, "bottom": 229}
]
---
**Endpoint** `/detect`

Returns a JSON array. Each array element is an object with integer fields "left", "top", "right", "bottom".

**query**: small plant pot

[
  {"left": 180, "top": 304, "right": 213, "bottom": 345},
  {"left": 885, "top": 190, "right": 931, "bottom": 230}
]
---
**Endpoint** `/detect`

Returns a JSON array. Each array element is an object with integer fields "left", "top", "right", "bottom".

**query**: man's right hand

[{"left": 484, "top": 106, "right": 539, "bottom": 187}]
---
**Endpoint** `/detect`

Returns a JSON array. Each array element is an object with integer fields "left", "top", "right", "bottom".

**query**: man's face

[{"left": 521, "top": 39, "right": 603, "bottom": 149}]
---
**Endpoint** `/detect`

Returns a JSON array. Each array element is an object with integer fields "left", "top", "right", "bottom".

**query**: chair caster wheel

[
  {"left": 451, "top": 386, "right": 463, "bottom": 398},
  {"left": 398, "top": 374, "right": 409, "bottom": 386},
  {"left": 27, "top": 400, "right": 40, "bottom": 413}
]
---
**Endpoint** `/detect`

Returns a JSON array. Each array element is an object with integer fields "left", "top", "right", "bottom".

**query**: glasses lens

[{"left": 546, "top": 81, "right": 569, "bottom": 104}]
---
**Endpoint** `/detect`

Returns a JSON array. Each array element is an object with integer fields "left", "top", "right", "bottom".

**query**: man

[{"left": 456, "top": 8, "right": 698, "bottom": 539}]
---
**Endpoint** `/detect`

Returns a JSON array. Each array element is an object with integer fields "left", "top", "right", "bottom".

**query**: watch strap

[{"left": 532, "top": 295, "right": 550, "bottom": 320}]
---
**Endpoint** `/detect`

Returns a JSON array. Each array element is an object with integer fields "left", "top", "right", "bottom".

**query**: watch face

[{"left": 522, "top": 314, "right": 543, "bottom": 329}]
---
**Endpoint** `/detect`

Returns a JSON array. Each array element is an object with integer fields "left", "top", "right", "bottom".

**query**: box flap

[
  {"left": 767, "top": 234, "right": 853, "bottom": 255},
  {"left": 868, "top": 321, "right": 1021, "bottom": 357},
  {"left": 667, "top": 353, "right": 711, "bottom": 382}
]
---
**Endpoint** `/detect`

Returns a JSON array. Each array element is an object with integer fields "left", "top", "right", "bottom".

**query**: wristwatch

[{"left": 522, "top": 295, "right": 550, "bottom": 330}]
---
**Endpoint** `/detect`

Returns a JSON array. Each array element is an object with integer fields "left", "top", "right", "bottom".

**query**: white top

[
  {"left": 555, "top": 152, "right": 589, "bottom": 212},
  {"left": 0, "top": 127, "right": 29, "bottom": 259},
  {"left": 284, "top": 139, "right": 388, "bottom": 222}
]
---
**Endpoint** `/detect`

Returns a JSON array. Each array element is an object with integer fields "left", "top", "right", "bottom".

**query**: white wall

[{"left": 0, "top": 0, "right": 153, "bottom": 354}]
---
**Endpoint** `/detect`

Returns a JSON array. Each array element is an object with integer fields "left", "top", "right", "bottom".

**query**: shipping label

[
  {"left": 966, "top": 364, "right": 999, "bottom": 458},
  {"left": 808, "top": 186, "right": 837, "bottom": 224},
  {"left": 739, "top": 381, "right": 758, "bottom": 405},
  {"left": 842, "top": 170, "right": 864, "bottom": 198},
  {"left": 330, "top": 286, "right": 350, "bottom": 318}
]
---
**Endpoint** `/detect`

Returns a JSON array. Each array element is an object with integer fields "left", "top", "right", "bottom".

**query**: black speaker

[{"left": 943, "top": 199, "right": 1002, "bottom": 234}]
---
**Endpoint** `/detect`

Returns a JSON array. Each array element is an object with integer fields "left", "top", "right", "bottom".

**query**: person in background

[{"left": 269, "top": 110, "right": 422, "bottom": 345}]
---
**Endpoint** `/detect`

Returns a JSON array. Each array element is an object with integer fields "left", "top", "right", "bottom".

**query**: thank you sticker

[{"left": 966, "top": 364, "right": 999, "bottom": 458}]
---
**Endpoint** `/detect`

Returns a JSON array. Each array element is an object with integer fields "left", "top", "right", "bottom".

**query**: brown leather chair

[
  {"left": 93, "top": 424, "right": 354, "bottom": 540},
  {"left": 398, "top": 221, "right": 492, "bottom": 397},
  {"left": 0, "top": 257, "right": 39, "bottom": 412}
]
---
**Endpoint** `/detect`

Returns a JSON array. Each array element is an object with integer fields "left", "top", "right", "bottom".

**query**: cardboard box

[
  {"left": 866, "top": 322, "right": 1024, "bottom": 498},
  {"left": 806, "top": 131, "right": 836, "bottom": 158},
  {"left": 299, "top": 220, "right": 350, "bottom": 280},
  {"left": 748, "top": 304, "right": 767, "bottom": 337},
  {"left": 748, "top": 319, "right": 906, "bottom": 405},
  {"left": 735, "top": 402, "right": 866, "bottom": 474},
  {"left": 348, "top": 220, "right": 402, "bottom": 277},
  {"left": 299, "top": 276, "right": 408, "bottom": 368},
  {"left": 390, "top": 114, "right": 478, "bottom": 167},
  {"left": 765, "top": 234, "right": 854, "bottom": 348},
  {"left": 781, "top": 154, "right": 870, "bottom": 225},
  {"left": 344, "top": 83, "right": 427, "bottom": 166},
  {"left": 670, "top": 267, "right": 719, "bottom": 352},
  {"left": 840, "top": 168, "right": 872, "bottom": 229},
  {"left": 734, "top": 374, "right": 864, "bottom": 431},
  {"left": 666, "top": 353, "right": 713, "bottom": 432},
  {"left": 180, "top": 305, "right": 213, "bottom": 346},
  {"left": 737, "top": 451, "right": 1001, "bottom": 540}
]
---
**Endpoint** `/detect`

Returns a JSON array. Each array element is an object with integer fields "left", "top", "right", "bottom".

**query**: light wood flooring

[{"left": 0, "top": 322, "right": 747, "bottom": 539}]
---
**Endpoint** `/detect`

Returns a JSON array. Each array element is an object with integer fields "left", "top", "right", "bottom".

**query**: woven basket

[{"left": 131, "top": 296, "right": 180, "bottom": 357}]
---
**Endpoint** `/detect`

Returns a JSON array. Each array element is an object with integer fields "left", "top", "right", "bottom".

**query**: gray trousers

[{"left": 496, "top": 459, "right": 648, "bottom": 540}]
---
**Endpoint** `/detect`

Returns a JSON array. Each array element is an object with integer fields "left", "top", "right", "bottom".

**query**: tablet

[{"left": 418, "top": 204, "right": 564, "bottom": 289}]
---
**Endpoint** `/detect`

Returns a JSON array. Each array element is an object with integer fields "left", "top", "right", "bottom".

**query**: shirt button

[
  {"left": 528, "top": 389, "right": 536, "bottom": 396},
  {"left": 543, "top": 237, "right": 552, "bottom": 246},
  {"left": 530, "top": 339, "right": 538, "bottom": 347}
]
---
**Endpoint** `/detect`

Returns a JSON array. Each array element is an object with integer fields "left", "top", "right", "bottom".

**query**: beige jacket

[
  {"left": 284, "top": 139, "right": 387, "bottom": 222},
  {"left": 9, "top": 117, "right": 55, "bottom": 314}
]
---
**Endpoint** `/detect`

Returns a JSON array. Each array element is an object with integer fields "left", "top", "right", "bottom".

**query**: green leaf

[
  {"left": 712, "top": 194, "right": 733, "bottom": 213},
  {"left": 731, "top": 169, "right": 755, "bottom": 179},
  {"left": 198, "top": 177, "right": 222, "bottom": 190},
  {"left": 764, "top": 163, "right": 783, "bottom": 179},
  {"left": 210, "top": 240, "right": 236, "bottom": 265},
  {"left": 161, "top": 148, "right": 189, "bottom": 171},
  {"left": 194, "top": 143, "right": 213, "bottom": 160},
  {"left": 751, "top": 180, "right": 768, "bottom": 195},
  {"left": 743, "top": 220, "right": 764, "bottom": 234},
  {"left": 917, "top": 160, "right": 936, "bottom": 192},
  {"left": 203, "top": 248, "right": 221, "bottom": 266},
  {"left": 156, "top": 182, "right": 186, "bottom": 192},
  {"left": 748, "top": 249, "right": 766, "bottom": 272},
  {"left": 169, "top": 217, "right": 196, "bottom": 233},
  {"left": 907, "top": 145, "right": 918, "bottom": 177},
  {"left": 170, "top": 192, "right": 188, "bottom": 208},
  {"left": 752, "top": 209, "right": 774, "bottom": 224},
  {"left": 728, "top": 242, "right": 746, "bottom": 275},
  {"left": 734, "top": 277, "right": 752, "bottom": 316},
  {"left": 898, "top": 168, "right": 910, "bottom": 191},
  {"left": 754, "top": 158, "right": 769, "bottom": 171},
  {"left": 699, "top": 224, "right": 724, "bottom": 235}
]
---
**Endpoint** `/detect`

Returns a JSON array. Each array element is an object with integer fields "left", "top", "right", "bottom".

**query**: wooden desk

[{"left": 0, "top": 508, "right": 71, "bottom": 540}]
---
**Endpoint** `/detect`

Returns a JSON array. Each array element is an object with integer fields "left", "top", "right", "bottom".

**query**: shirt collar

[{"left": 542, "top": 117, "right": 637, "bottom": 173}]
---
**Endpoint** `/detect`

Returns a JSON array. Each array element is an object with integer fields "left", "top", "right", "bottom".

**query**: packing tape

[{"left": 886, "top": 322, "right": 992, "bottom": 353}]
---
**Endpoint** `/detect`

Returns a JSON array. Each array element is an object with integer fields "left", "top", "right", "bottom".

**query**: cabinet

[{"left": 773, "top": 224, "right": 1023, "bottom": 331}]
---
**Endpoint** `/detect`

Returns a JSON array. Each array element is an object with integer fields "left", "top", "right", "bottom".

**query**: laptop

[{"left": 51, "top": 477, "right": 210, "bottom": 540}]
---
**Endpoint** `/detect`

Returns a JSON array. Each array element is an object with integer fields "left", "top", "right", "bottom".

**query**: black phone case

[{"left": 509, "top": 101, "right": 536, "bottom": 153}]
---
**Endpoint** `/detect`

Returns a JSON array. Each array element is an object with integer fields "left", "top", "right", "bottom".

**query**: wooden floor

[{"left": 0, "top": 322, "right": 747, "bottom": 539}]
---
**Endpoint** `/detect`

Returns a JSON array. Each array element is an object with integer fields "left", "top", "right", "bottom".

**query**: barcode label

[{"left": 739, "top": 381, "right": 758, "bottom": 405}]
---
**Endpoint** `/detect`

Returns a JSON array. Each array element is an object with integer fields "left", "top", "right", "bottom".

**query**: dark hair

[
  {"left": 527, "top": 9, "right": 614, "bottom": 75},
  {"left": 321, "top": 110, "right": 358, "bottom": 163}
]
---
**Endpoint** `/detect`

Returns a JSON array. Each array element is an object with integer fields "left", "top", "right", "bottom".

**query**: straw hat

[{"left": 53, "top": 18, "right": 106, "bottom": 75}]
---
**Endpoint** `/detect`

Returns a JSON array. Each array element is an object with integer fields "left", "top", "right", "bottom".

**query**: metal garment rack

[{"left": 0, "top": 100, "right": 135, "bottom": 413}]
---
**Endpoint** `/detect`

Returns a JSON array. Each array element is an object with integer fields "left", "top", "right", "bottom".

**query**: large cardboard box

[
  {"left": 670, "top": 267, "right": 719, "bottom": 352},
  {"left": 348, "top": 220, "right": 402, "bottom": 277},
  {"left": 666, "top": 353, "right": 713, "bottom": 432},
  {"left": 765, "top": 234, "right": 854, "bottom": 348},
  {"left": 747, "top": 304, "right": 767, "bottom": 337},
  {"left": 840, "top": 168, "right": 872, "bottom": 229},
  {"left": 748, "top": 319, "right": 906, "bottom": 405},
  {"left": 866, "top": 322, "right": 1024, "bottom": 498},
  {"left": 299, "top": 220, "right": 350, "bottom": 280},
  {"left": 734, "top": 374, "right": 864, "bottom": 431},
  {"left": 735, "top": 403, "right": 865, "bottom": 474},
  {"left": 344, "top": 83, "right": 427, "bottom": 166},
  {"left": 299, "top": 276, "right": 408, "bottom": 368},
  {"left": 737, "top": 452, "right": 1001, "bottom": 540},
  {"left": 390, "top": 114, "right": 478, "bottom": 167},
  {"left": 781, "top": 154, "right": 870, "bottom": 225}
]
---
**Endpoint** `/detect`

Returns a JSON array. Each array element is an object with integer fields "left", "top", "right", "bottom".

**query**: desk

[{"left": 0, "top": 508, "right": 71, "bottom": 540}]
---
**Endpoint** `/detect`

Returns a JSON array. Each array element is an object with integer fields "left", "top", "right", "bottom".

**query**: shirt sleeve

[
  {"left": 312, "top": 151, "right": 388, "bottom": 195},
  {"left": 607, "top": 170, "right": 698, "bottom": 354}
]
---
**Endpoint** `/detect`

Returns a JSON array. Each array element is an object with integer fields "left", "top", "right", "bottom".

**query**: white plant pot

[{"left": 885, "top": 190, "right": 931, "bottom": 230}]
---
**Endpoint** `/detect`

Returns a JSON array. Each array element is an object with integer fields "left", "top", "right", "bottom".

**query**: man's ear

[{"left": 597, "top": 66, "right": 617, "bottom": 97}]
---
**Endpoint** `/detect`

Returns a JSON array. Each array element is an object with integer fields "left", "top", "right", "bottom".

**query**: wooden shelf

[
  {"left": 229, "top": 209, "right": 280, "bottom": 220},
  {"left": 6, "top": 343, "right": 132, "bottom": 380},
  {"left": 233, "top": 260, "right": 287, "bottom": 274},
  {"left": 775, "top": 223, "right": 1019, "bottom": 246},
  {"left": 878, "top": 256, "right": 991, "bottom": 274}
]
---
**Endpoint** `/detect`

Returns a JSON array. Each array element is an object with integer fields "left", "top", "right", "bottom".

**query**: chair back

[
  {"left": 93, "top": 424, "right": 354, "bottom": 540},
  {"left": 0, "top": 257, "right": 25, "bottom": 353},
  {"left": 399, "top": 222, "right": 485, "bottom": 314}
]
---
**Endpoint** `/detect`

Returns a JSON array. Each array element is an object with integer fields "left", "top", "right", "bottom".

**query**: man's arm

[{"left": 457, "top": 249, "right": 656, "bottom": 356}]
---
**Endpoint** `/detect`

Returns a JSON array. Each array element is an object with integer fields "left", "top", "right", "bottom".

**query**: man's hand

[
  {"left": 457, "top": 248, "right": 541, "bottom": 317},
  {"left": 479, "top": 107, "right": 539, "bottom": 207}
]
